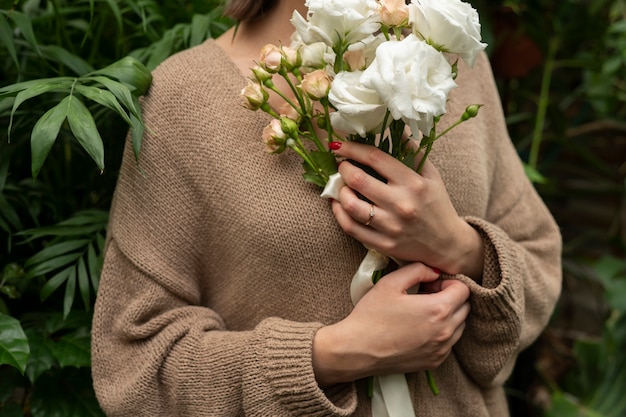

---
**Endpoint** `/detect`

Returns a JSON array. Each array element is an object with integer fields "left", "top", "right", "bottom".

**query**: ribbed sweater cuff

[
  {"left": 257, "top": 318, "right": 357, "bottom": 416},
  {"left": 459, "top": 216, "right": 522, "bottom": 327}
]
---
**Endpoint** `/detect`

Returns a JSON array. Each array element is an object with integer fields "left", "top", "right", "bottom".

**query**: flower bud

[
  {"left": 278, "top": 102, "right": 301, "bottom": 122},
  {"left": 240, "top": 81, "right": 268, "bottom": 110},
  {"left": 280, "top": 116, "right": 299, "bottom": 136},
  {"left": 259, "top": 44, "right": 283, "bottom": 73},
  {"left": 251, "top": 65, "right": 273, "bottom": 83},
  {"left": 461, "top": 104, "right": 482, "bottom": 121},
  {"left": 300, "top": 69, "right": 332, "bottom": 101},
  {"left": 316, "top": 113, "right": 329, "bottom": 130},
  {"left": 262, "top": 119, "right": 287, "bottom": 153},
  {"left": 379, "top": 0, "right": 409, "bottom": 27},
  {"left": 281, "top": 46, "right": 301, "bottom": 71}
]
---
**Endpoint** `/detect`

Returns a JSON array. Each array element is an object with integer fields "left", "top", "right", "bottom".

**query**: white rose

[
  {"left": 408, "top": 0, "right": 487, "bottom": 67},
  {"left": 360, "top": 34, "right": 457, "bottom": 136},
  {"left": 328, "top": 70, "right": 387, "bottom": 137},
  {"left": 291, "top": 0, "right": 381, "bottom": 49}
]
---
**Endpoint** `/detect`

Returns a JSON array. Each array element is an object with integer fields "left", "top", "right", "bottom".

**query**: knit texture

[{"left": 91, "top": 39, "right": 562, "bottom": 417}]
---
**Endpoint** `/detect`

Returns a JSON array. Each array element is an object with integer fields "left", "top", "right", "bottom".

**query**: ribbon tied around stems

[{"left": 322, "top": 172, "right": 416, "bottom": 417}]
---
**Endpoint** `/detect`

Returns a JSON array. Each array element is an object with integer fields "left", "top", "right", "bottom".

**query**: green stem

[
  {"left": 416, "top": 140, "right": 433, "bottom": 174},
  {"left": 434, "top": 118, "right": 464, "bottom": 140},
  {"left": 266, "top": 82, "right": 300, "bottom": 115},
  {"left": 426, "top": 371, "right": 439, "bottom": 395},
  {"left": 289, "top": 141, "right": 328, "bottom": 183},
  {"left": 529, "top": 37, "right": 558, "bottom": 170}
]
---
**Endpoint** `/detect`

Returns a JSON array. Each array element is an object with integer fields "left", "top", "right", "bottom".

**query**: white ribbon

[{"left": 322, "top": 173, "right": 416, "bottom": 417}]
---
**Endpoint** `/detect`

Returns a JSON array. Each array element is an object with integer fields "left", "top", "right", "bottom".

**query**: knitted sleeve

[
  {"left": 91, "top": 46, "right": 357, "bottom": 416},
  {"left": 449, "top": 53, "right": 563, "bottom": 388}
]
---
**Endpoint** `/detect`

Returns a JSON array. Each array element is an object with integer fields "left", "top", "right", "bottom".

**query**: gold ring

[{"left": 364, "top": 204, "right": 375, "bottom": 226}]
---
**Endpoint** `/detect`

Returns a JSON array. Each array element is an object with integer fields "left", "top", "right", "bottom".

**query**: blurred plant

[
  {"left": 0, "top": 0, "right": 231, "bottom": 415},
  {"left": 473, "top": 0, "right": 626, "bottom": 416},
  {"left": 544, "top": 256, "right": 626, "bottom": 417}
]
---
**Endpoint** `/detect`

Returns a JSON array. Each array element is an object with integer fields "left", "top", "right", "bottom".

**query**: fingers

[
  {"left": 332, "top": 186, "right": 389, "bottom": 230},
  {"left": 377, "top": 262, "right": 441, "bottom": 292},
  {"left": 332, "top": 141, "right": 418, "bottom": 186}
]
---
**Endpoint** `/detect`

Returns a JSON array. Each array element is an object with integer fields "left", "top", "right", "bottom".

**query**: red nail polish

[
  {"left": 432, "top": 268, "right": 441, "bottom": 275},
  {"left": 329, "top": 141, "right": 342, "bottom": 150}
]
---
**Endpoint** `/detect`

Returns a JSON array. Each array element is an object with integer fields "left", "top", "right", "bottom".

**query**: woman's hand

[
  {"left": 329, "top": 141, "right": 484, "bottom": 280},
  {"left": 312, "top": 262, "right": 470, "bottom": 386}
]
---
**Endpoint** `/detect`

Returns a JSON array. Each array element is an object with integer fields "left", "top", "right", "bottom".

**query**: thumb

[{"left": 379, "top": 262, "right": 440, "bottom": 292}]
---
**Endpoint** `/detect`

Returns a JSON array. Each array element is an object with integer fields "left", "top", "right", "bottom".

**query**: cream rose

[
  {"left": 328, "top": 70, "right": 387, "bottom": 137},
  {"left": 408, "top": 0, "right": 486, "bottom": 67},
  {"left": 360, "top": 34, "right": 457, "bottom": 136}
]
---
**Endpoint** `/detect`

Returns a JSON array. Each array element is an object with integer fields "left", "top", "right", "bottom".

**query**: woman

[{"left": 91, "top": 0, "right": 562, "bottom": 415}]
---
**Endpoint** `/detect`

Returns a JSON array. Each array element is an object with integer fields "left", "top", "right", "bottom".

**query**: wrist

[{"left": 312, "top": 323, "right": 370, "bottom": 387}]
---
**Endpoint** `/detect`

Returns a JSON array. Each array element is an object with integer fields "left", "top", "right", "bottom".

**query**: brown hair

[{"left": 223, "top": 0, "right": 280, "bottom": 21}]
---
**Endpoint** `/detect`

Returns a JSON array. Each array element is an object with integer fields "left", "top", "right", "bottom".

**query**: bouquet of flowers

[{"left": 241, "top": 0, "right": 486, "bottom": 415}]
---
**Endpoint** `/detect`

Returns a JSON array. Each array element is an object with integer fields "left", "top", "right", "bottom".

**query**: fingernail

[
  {"left": 329, "top": 198, "right": 335, "bottom": 203},
  {"left": 329, "top": 141, "right": 342, "bottom": 150},
  {"left": 432, "top": 268, "right": 441, "bottom": 275}
]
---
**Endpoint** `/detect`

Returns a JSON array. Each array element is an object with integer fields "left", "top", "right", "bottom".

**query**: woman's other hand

[{"left": 312, "top": 262, "right": 470, "bottom": 386}]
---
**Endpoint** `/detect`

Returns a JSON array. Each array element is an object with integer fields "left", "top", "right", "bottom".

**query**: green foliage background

[{"left": 0, "top": 0, "right": 624, "bottom": 416}]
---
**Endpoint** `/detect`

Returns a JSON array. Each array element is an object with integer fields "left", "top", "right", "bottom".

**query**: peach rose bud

[
  {"left": 241, "top": 81, "right": 268, "bottom": 110},
  {"left": 379, "top": 0, "right": 409, "bottom": 27},
  {"left": 300, "top": 69, "right": 332, "bottom": 101},
  {"left": 260, "top": 44, "right": 283, "bottom": 73}
]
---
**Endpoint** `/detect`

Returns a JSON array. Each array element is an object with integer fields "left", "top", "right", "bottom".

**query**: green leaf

[
  {"left": 8, "top": 81, "right": 74, "bottom": 141},
  {"left": 0, "top": 193, "right": 23, "bottom": 232},
  {"left": 103, "top": 0, "right": 123, "bottom": 33},
  {"left": 87, "top": 242, "right": 102, "bottom": 292},
  {"left": 2, "top": 10, "right": 40, "bottom": 57},
  {"left": 146, "top": 33, "right": 176, "bottom": 71},
  {"left": 0, "top": 313, "right": 30, "bottom": 374},
  {"left": 63, "top": 267, "right": 77, "bottom": 318},
  {"left": 25, "top": 252, "right": 82, "bottom": 279},
  {"left": 40, "top": 267, "right": 73, "bottom": 301},
  {"left": 545, "top": 392, "right": 583, "bottom": 417},
  {"left": 77, "top": 257, "right": 90, "bottom": 310},
  {"left": 83, "top": 75, "right": 140, "bottom": 119},
  {"left": 130, "top": 96, "right": 144, "bottom": 160},
  {"left": 523, "top": 163, "right": 547, "bottom": 184},
  {"left": 88, "top": 56, "right": 152, "bottom": 96},
  {"left": 24, "top": 330, "right": 56, "bottom": 384},
  {"left": 30, "top": 96, "right": 70, "bottom": 178},
  {"left": 190, "top": 13, "right": 211, "bottom": 46},
  {"left": 53, "top": 331, "right": 91, "bottom": 369},
  {"left": 0, "top": 77, "right": 74, "bottom": 98},
  {"left": 0, "top": 12, "right": 18, "bottom": 71},
  {"left": 312, "top": 150, "right": 338, "bottom": 175},
  {"left": 19, "top": 224, "right": 106, "bottom": 242},
  {"left": 25, "top": 239, "right": 89, "bottom": 269},
  {"left": 38, "top": 45, "right": 94, "bottom": 76},
  {"left": 74, "top": 84, "right": 131, "bottom": 125},
  {"left": 66, "top": 96, "right": 105, "bottom": 171},
  {"left": 56, "top": 209, "right": 109, "bottom": 227},
  {"left": 302, "top": 172, "right": 326, "bottom": 188}
]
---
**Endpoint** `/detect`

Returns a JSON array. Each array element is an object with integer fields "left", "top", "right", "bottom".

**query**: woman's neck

[{"left": 216, "top": 1, "right": 306, "bottom": 73}]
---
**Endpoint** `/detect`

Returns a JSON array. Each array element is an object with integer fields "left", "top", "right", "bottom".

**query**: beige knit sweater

[{"left": 91, "top": 39, "right": 562, "bottom": 417}]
